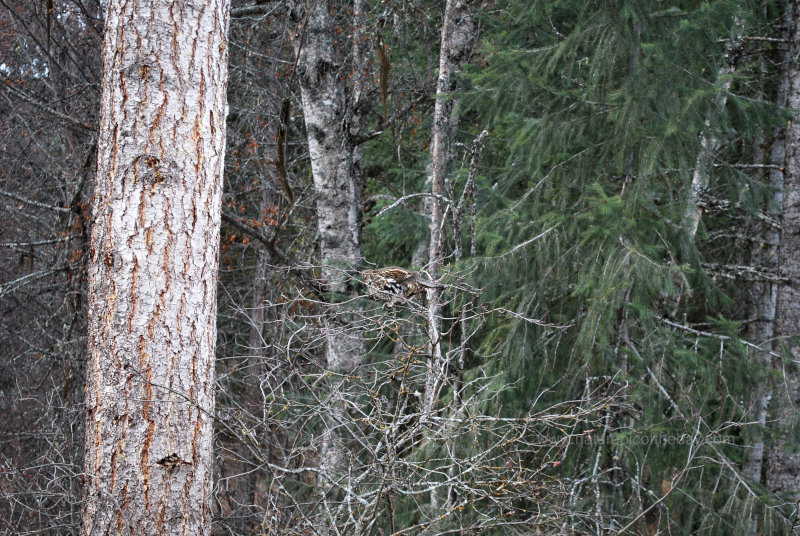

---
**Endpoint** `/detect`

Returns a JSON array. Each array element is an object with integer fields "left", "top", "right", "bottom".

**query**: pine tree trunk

[
  {"left": 83, "top": 1, "right": 229, "bottom": 534},
  {"left": 767, "top": 0, "right": 800, "bottom": 502}
]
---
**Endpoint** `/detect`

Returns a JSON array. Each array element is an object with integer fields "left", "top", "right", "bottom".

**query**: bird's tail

[{"left": 415, "top": 277, "right": 444, "bottom": 289}]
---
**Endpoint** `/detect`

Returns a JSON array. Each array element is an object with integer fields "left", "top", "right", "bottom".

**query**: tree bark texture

[
  {"left": 292, "top": 2, "right": 370, "bottom": 518},
  {"left": 427, "top": 0, "right": 475, "bottom": 276},
  {"left": 742, "top": 5, "right": 790, "bottom": 497},
  {"left": 83, "top": 1, "right": 229, "bottom": 535},
  {"left": 294, "top": 0, "right": 366, "bottom": 373},
  {"left": 767, "top": 0, "right": 800, "bottom": 500},
  {"left": 294, "top": 0, "right": 364, "bottom": 286}
]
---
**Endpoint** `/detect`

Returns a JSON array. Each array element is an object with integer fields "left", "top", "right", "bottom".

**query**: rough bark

[
  {"left": 292, "top": 1, "right": 370, "bottom": 519},
  {"left": 83, "top": 1, "right": 229, "bottom": 535},
  {"left": 742, "top": 3, "right": 790, "bottom": 501},
  {"left": 767, "top": 0, "right": 800, "bottom": 501}
]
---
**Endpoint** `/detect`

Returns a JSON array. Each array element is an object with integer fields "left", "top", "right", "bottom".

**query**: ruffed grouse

[{"left": 362, "top": 267, "right": 443, "bottom": 305}]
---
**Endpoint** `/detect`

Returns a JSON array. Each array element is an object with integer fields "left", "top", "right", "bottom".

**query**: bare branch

[
  {"left": 0, "top": 236, "right": 79, "bottom": 248},
  {"left": 1, "top": 80, "right": 97, "bottom": 131},
  {"left": 0, "top": 265, "right": 68, "bottom": 299},
  {"left": 231, "top": 3, "right": 281, "bottom": 18},
  {"left": 0, "top": 188, "right": 70, "bottom": 213},
  {"left": 660, "top": 317, "right": 783, "bottom": 359},
  {"left": 372, "top": 192, "right": 452, "bottom": 219}
]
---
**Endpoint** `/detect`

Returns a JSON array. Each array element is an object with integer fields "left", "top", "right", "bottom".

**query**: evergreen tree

[{"left": 455, "top": 0, "right": 792, "bottom": 532}]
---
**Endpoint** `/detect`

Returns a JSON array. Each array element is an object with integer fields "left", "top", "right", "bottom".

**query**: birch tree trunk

[
  {"left": 424, "top": 0, "right": 476, "bottom": 415},
  {"left": 83, "top": 1, "right": 229, "bottom": 534},
  {"left": 293, "top": 0, "right": 366, "bottom": 373},
  {"left": 684, "top": 26, "right": 741, "bottom": 239},
  {"left": 292, "top": 0, "right": 369, "bottom": 520},
  {"left": 767, "top": 0, "right": 800, "bottom": 503}
]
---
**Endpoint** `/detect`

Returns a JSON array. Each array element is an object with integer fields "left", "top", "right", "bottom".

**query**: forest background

[{"left": 2, "top": 0, "right": 800, "bottom": 534}]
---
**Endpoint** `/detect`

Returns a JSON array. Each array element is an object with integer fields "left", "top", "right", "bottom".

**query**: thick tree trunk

[
  {"left": 292, "top": 1, "right": 369, "bottom": 520},
  {"left": 83, "top": 1, "right": 229, "bottom": 535},
  {"left": 767, "top": 0, "right": 800, "bottom": 502}
]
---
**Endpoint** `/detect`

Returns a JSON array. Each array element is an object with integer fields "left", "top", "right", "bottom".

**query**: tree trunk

[
  {"left": 742, "top": 1, "right": 790, "bottom": 512},
  {"left": 684, "top": 24, "right": 741, "bottom": 239},
  {"left": 424, "top": 0, "right": 476, "bottom": 415},
  {"left": 767, "top": 0, "right": 800, "bottom": 503},
  {"left": 422, "top": 0, "right": 476, "bottom": 515},
  {"left": 83, "top": 1, "right": 229, "bottom": 534},
  {"left": 293, "top": 0, "right": 366, "bottom": 373},
  {"left": 292, "top": 1, "right": 369, "bottom": 522}
]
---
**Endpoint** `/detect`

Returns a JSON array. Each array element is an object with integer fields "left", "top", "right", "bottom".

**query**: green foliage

[{"left": 439, "top": 0, "right": 792, "bottom": 531}]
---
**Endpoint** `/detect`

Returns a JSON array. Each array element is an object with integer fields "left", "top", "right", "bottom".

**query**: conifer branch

[{"left": 660, "top": 318, "right": 783, "bottom": 359}]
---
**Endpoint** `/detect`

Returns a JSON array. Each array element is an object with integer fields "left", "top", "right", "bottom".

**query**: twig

[
  {"left": 372, "top": 192, "right": 452, "bottom": 219},
  {"left": 352, "top": 94, "right": 430, "bottom": 145},
  {"left": 660, "top": 317, "right": 782, "bottom": 359},
  {"left": 0, "top": 236, "right": 79, "bottom": 248},
  {"left": 1, "top": 80, "right": 96, "bottom": 131},
  {"left": 453, "top": 130, "right": 488, "bottom": 261},
  {"left": 0, "top": 265, "right": 68, "bottom": 299},
  {"left": 0, "top": 188, "right": 70, "bottom": 213},
  {"left": 231, "top": 3, "right": 281, "bottom": 18},
  {"left": 487, "top": 227, "right": 555, "bottom": 258}
]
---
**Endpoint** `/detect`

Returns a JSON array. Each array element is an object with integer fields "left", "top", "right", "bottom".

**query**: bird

[{"left": 362, "top": 267, "right": 443, "bottom": 306}]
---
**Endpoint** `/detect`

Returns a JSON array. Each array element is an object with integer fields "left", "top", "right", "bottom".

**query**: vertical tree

[
  {"left": 767, "top": 0, "right": 800, "bottom": 507},
  {"left": 290, "top": 2, "right": 370, "bottom": 515},
  {"left": 83, "top": 0, "right": 229, "bottom": 534},
  {"left": 291, "top": 0, "right": 369, "bottom": 372},
  {"left": 423, "top": 0, "right": 476, "bottom": 415},
  {"left": 742, "top": 5, "right": 791, "bottom": 531}
]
